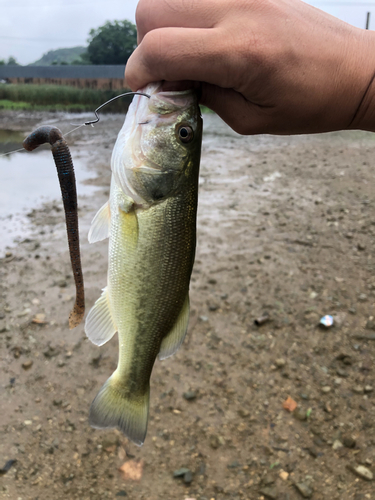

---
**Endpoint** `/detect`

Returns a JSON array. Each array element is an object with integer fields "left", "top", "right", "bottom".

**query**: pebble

[
  {"left": 364, "top": 385, "right": 373, "bottom": 393},
  {"left": 22, "top": 360, "right": 33, "bottom": 370},
  {"left": 183, "top": 470, "right": 193, "bottom": 484},
  {"left": 115, "top": 492, "right": 127, "bottom": 497},
  {"left": 183, "top": 391, "right": 197, "bottom": 401},
  {"left": 321, "top": 386, "right": 331, "bottom": 393},
  {"left": 275, "top": 358, "right": 286, "bottom": 368},
  {"left": 293, "top": 408, "right": 307, "bottom": 421},
  {"left": 279, "top": 470, "right": 289, "bottom": 481},
  {"left": 348, "top": 465, "right": 373, "bottom": 481},
  {"left": 352, "top": 385, "right": 364, "bottom": 394},
  {"left": 173, "top": 467, "right": 190, "bottom": 478},
  {"left": 342, "top": 436, "right": 356, "bottom": 449},
  {"left": 0, "top": 321, "right": 9, "bottom": 333},
  {"left": 238, "top": 409, "right": 250, "bottom": 418},
  {"left": 209, "top": 434, "right": 223, "bottom": 449},
  {"left": 208, "top": 302, "right": 219, "bottom": 311},
  {"left": 332, "top": 440, "right": 343, "bottom": 451},
  {"left": 55, "top": 279, "right": 67, "bottom": 288},
  {"left": 358, "top": 294, "right": 368, "bottom": 302},
  {"left": 173, "top": 467, "right": 193, "bottom": 483},
  {"left": 294, "top": 482, "right": 313, "bottom": 498},
  {"left": 259, "top": 487, "right": 278, "bottom": 500}
]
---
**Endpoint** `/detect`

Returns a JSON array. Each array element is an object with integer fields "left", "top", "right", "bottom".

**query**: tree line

[{"left": 1, "top": 20, "right": 137, "bottom": 67}]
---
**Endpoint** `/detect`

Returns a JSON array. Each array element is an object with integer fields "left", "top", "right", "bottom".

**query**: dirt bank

[{"left": 0, "top": 110, "right": 374, "bottom": 500}]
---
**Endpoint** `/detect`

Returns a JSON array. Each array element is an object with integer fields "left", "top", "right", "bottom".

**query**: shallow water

[{"left": 0, "top": 149, "right": 99, "bottom": 251}]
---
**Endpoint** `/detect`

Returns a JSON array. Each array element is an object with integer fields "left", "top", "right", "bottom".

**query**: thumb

[{"left": 200, "top": 83, "right": 272, "bottom": 135}]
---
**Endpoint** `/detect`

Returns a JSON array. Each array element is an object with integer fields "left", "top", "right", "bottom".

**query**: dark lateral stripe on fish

[{"left": 23, "top": 126, "right": 85, "bottom": 329}]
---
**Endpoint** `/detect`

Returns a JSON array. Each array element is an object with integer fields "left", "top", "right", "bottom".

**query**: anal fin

[
  {"left": 88, "top": 201, "right": 110, "bottom": 243},
  {"left": 159, "top": 294, "right": 190, "bottom": 360},
  {"left": 85, "top": 287, "right": 116, "bottom": 346}
]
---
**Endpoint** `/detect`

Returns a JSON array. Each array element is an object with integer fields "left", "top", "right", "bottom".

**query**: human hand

[{"left": 125, "top": 0, "right": 375, "bottom": 135}]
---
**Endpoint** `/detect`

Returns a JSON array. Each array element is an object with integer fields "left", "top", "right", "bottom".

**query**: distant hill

[{"left": 29, "top": 47, "right": 87, "bottom": 66}]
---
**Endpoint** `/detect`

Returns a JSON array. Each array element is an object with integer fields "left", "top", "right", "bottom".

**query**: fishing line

[{"left": 0, "top": 91, "right": 151, "bottom": 159}]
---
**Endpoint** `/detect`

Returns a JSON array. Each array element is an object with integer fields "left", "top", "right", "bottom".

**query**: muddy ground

[{"left": 0, "top": 110, "right": 374, "bottom": 500}]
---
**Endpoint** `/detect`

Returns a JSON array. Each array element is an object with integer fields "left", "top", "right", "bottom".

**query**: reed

[{"left": 0, "top": 85, "right": 132, "bottom": 112}]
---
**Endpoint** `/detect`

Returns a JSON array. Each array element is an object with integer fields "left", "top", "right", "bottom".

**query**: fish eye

[{"left": 177, "top": 125, "right": 194, "bottom": 144}]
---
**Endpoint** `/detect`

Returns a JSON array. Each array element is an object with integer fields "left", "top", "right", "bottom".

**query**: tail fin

[{"left": 89, "top": 374, "right": 149, "bottom": 446}]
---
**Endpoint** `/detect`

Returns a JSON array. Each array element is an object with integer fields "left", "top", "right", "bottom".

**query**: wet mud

[{"left": 0, "top": 110, "right": 374, "bottom": 500}]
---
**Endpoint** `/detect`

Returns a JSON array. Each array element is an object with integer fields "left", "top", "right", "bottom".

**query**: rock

[
  {"left": 275, "top": 358, "right": 286, "bottom": 368},
  {"left": 294, "top": 482, "right": 313, "bottom": 498},
  {"left": 293, "top": 408, "right": 307, "bottom": 421},
  {"left": 227, "top": 460, "right": 241, "bottom": 469},
  {"left": 332, "top": 440, "right": 343, "bottom": 451},
  {"left": 364, "top": 385, "right": 373, "bottom": 393},
  {"left": 102, "top": 436, "right": 118, "bottom": 452},
  {"left": 336, "top": 367, "right": 348, "bottom": 377},
  {"left": 55, "top": 279, "right": 67, "bottom": 288},
  {"left": 115, "top": 491, "right": 127, "bottom": 497},
  {"left": 342, "top": 436, "right": 356, "bottom": 448},
  {"left": 238, "top": 408, "right": 250, "bottom": 418},
  {"left": 348, "top": 465, "right": 373, "bottom": 481},
  {"left": 0, "top": 321, "right": 10, "bottom": 333},
  {"left": 208, "top": 302, "right": 219, "bottom": 311},
  {"left": 173, "top": 467, "right": 190, "bottom": 478},
  {"left": 352, "top": 385, "right": 364, "bottom": 394},
  {"left": 365, "top": 320, "right": 375, "bottom": 330},
  {"left": 183, "top": 470, "right": 193, "bottom": 484},
  {"left": 199, "top": 315, "right": 208, "bottom": 322},
  {"left": 358, "top": 294, "right": 368, "bottom": 302},
  {"left": 43, "top": 345, "right": 60, "bottom": 358},
  {"left": 279, "top": 470, "right": 289, "bottom": 481},
  {"left": 183, "top": 391, "right": 197, "bottom": 401},
  {"left": 209, "top": 434, "right": 222, "bottom": 449},
  {"left": 321, "top": 386, "right": 331, "bottom": 393},
  {"left": 22, "top": 360, "right": 33, "bottom": 370},
  {"left": 259, "top": 487, "right": 278, "bottom": 499}
]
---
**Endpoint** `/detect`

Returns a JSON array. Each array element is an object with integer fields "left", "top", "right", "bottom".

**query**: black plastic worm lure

[{"left": 23, "top": 126, "right": 84, "bottom": 329}]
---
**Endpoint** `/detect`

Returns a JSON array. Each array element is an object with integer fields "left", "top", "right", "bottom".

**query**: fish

[{"left": 85, "top": 82, "right": 203, "bottom": 445}]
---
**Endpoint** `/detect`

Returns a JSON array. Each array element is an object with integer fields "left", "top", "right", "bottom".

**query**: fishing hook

[{"left": 84, "top": 91, "right": 151, "bottom": 126}]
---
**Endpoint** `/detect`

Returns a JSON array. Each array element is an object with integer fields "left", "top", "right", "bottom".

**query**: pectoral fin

[
  {"left": 88, "top": 201, "right": 110, "bottom": 243},
  {"left": 158, "top": 294, "right": 190, "bottom": 360},
  {"left": 85, "top": 287, "right": 117, "bottom": 346}
]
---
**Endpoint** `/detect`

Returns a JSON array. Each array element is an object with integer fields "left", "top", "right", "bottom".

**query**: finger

[
  {"left": 125, "top": 27, "right": 238, "bottom": 92},
  {"left": 199, "top": 83, "right": 272, "bottom": 135},
  {"left": 136, "top": 0, "right": 223, "bottom": 42}
]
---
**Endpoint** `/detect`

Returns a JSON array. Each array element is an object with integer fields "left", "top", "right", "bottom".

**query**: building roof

[{"left": 0, "top": 65, "right": 125, "bottom": 79}]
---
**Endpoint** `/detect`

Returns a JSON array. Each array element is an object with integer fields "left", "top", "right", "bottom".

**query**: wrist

[{"left": 346, "top": 29, "right": 375, "bottom": 132}]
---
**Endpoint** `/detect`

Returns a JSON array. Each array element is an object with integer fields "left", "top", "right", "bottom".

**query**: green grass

[
  {"left": 0, "top": 85, "right": 216, "bottom": 114},
  {"left": 0, "top": 84, "right": 133, "bottom": 113}
]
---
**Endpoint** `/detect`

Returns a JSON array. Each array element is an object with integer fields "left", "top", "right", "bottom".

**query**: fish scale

[{"left": 85, "top": 83, "right": 202, "bottom": 445}]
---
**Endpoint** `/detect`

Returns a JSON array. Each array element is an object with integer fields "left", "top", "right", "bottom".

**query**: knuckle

[{"left": 135, "top": 0, "right": 150, "bottom": 33}]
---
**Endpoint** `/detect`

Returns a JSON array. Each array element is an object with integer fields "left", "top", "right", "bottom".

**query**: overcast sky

[{"left": 1, "top": 0, "right": 374, "bottom": 65}]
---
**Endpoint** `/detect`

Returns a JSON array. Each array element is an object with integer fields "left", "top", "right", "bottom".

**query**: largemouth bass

[{"left": 85, "top": 83, "right": 202, "bottom": 445}]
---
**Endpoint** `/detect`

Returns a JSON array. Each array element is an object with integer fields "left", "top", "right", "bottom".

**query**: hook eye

[{"left": 84, "top": 92, "right": 151, "bottom": 126}]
